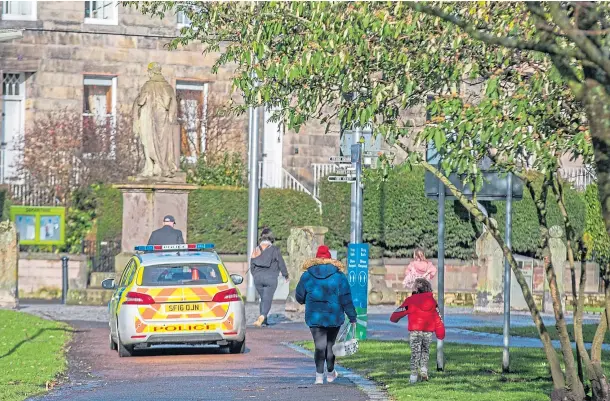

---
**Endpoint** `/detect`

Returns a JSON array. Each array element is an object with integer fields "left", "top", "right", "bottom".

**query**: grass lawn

[
  {"left": 468, "top": 324, "right": 609, "bottom": 344},
  {"left": 300, "top": 340, "right": 610, "bottom": 401},
  {"left": 0, "top": 310, "right": 72, "bottom": 401},
  {"left": 565, "top": 304, "right": 606, "bottom": 314}
]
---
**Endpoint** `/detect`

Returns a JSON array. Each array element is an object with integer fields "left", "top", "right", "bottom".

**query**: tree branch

[
  {"left": 406, "top": 3, "right": 586, "bottom": 60},
  {"left": 548, "top": 2, "right": 610, "bottom": 77}
]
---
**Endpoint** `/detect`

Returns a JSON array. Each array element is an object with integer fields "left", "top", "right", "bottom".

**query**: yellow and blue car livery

[{"left": 102, "top": 243, "right": 246, "bottom": 357}]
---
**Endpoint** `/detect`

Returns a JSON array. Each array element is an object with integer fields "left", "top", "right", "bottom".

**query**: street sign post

[
  {"left": 328, "top": 175, "right": 355, "bottom": 182},
  {"left": 347, "top": 242, "right": 369, "bottom": 340}
]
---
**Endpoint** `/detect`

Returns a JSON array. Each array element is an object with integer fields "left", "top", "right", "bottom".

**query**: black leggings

[{"left": 310, "top": 327, "right": 341, "bottom": 374}]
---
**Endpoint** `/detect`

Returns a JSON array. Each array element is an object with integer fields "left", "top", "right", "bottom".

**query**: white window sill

[
  {"left": 1, "top": 14, "right": 37, "bottom": 21},
  {"left": 84, "top": 18, "right": 118, "bottom": 26},
  {"left": 177, "top": 23, "right": 191, "bottom": 29}
]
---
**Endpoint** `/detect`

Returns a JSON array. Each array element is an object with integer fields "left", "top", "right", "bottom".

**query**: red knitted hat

[{"left": 316, "top": 245, "right": 331, "bottom": 259}]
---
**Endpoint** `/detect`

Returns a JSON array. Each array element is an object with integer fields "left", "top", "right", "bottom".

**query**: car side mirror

[
  {"left": 101, "top": 278, "right": 115, "bottom": 290},
  {"left": 230, "top": 274, "right": 244, "bottom": 285}
]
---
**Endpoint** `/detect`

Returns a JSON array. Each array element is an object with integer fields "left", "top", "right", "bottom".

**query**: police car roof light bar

[{"left": 134, "top": 243, "right": 215, "bottom": 252}]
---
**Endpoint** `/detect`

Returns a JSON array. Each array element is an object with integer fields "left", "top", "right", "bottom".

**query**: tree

[
  {"left": 16, "top": 109, "right": 141, "bottom": 203},
  {"left": 129, "top": 2, "right": 608, "bottom": 399}
]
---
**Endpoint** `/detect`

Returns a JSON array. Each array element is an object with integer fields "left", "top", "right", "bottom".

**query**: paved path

[{"left": 29, "top": 319, "right": 369, "bottom": 401}]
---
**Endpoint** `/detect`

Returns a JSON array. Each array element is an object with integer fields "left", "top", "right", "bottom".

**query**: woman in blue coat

[{"left": 296, "top": 245, "right": 357, "bottom": 384}]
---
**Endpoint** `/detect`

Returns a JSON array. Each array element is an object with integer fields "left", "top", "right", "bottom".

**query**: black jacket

[
  {"left": 147, "top": 225, "right": 185, "bottom": 246},
  {"left": 250, "top": 245, "right": 289, "bottom": 279}
]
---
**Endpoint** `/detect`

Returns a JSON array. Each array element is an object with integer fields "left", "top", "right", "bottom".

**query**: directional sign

[
  {"left": 329, "top": 156, "right": 351, "bottom": 163},
  {"left": 348, "top": 243, "right": 369, "bottom": 340},
  {"left": 328, "top": 175, "right": 355, "bottom": 182}
]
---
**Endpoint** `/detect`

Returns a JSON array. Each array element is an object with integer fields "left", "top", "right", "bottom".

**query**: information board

[
  {"left": 347, "top": 243, "right": 369, "bottom": 340},
  {"left": 10, "top": 206, "right": 66, "bottom": 246}
]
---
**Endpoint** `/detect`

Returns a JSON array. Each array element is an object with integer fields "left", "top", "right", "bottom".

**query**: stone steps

[{"left": 67, "top": 288, "right": 113, "bottom": 306}]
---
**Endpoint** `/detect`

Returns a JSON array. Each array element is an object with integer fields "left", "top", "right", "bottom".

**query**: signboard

[
  {"left": 329, "top": 156, "right": 352, "bottom": 164},
  {"left": 328, "top": 176, "right": 355, "bottom": 183},
  {"left": 340, "top": 128, "right": 380, "bottom": 156},
  {"left": 425, "top": 140, "right": 524, "bottom": 201},
  {"left": 10, "top": 206, "right": 66, "bottom": 245},
  {"left": 347, "top": 243, "right": 369, "bottom": 340}
]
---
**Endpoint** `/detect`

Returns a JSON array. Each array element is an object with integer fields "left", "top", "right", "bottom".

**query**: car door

[{"left": 111, "top": 260, "right": 135, "bottom": 335}]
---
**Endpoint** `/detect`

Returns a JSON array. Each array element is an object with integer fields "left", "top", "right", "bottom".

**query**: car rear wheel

[
  {"left": 116, "top": 322, "right": 133, "bottom": 358},
  {"left": 228, "top": 338, "right": 245, "bottom": 354}
]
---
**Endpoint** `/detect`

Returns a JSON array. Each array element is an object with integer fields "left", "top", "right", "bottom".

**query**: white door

[
  {"left": 261, "top": 108, "right": 283, "bottom": 188},
  {"left": 2, "top": 73, "right": 25, "bottom": 183}
]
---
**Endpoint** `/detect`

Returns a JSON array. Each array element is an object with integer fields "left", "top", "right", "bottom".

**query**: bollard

[{"left": 61, "top": 256, "right": 69, "bottom": 305}]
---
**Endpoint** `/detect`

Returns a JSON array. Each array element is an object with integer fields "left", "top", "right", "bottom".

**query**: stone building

[{"left": 0, "top": 1, "right": 592, "bottom": 197}]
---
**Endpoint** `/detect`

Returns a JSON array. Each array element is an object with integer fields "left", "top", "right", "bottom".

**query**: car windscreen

[{"left": 141, "top": 264, "right": 225, "bottom": 286}]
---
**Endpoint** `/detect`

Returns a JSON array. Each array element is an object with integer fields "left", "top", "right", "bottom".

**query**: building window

[
  {"left": 82, "top": 75, "right": 117, "bottom": 155},
  {"left": 2, "top": 1, "right": 37, "bottom": 21},
  {"left": 176, "top": 80, "right": 208, "bottom": 160},
  {"left": 176, "top": 10, "right": 191, "bottom": 28},
  {"left": 84, "top": 1, "right": 118, "bottom": 25}
]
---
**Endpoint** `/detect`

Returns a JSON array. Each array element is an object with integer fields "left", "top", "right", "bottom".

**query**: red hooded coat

[{"left": 390, "top": 292, "right": 446, "bottom": 340}]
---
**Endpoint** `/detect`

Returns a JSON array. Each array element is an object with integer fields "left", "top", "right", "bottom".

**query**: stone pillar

[
  {"left": 545, "top": 225, "right": 566, "bottom": 313},
  {"left": 284, "top": 226, "right": 320, "bottom": 312},
  {"left": 113, "top": 182, "right": 197, "bottom": 276},
  {"left": 0, "top": 221, "right": 18, "bottom": 308},
  {"left": 368, "top": 259, "right": 395, "bottom": 305},
  {"left": 474, "top": 221, "right": 504, "bottom": 313}
]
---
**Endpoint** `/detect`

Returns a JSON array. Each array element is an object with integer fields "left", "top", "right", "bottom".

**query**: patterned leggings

[{"left": 409, "top": 331, "right": 433, "bottom": 375}]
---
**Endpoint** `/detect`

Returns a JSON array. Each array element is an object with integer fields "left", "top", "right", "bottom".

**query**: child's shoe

[
  {"left": 326, "top": 369, "right": 338, "bottom": 383},
  {"left": 420, "top": 370, "right": 429, "bottom": 382},
  {"left": 409, "top": 374, "right": 418, "bottom": 384},
  {"left": 315, "top": 373, "right": 325, "bottom": 384}
]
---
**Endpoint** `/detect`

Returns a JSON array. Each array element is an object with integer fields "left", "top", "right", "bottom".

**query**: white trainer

[
  {"left": 315, "top": 373, "right": 324, "bottom": 384},
  {"left": 326, "top": 370, "right": 339, "bottom": 383},
  {"left": 410, "top": 374, "right": 419, "bottom": 384}
]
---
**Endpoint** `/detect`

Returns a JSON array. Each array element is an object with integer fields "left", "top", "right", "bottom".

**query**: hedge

[
  {"left": 319, "top": 166, "right": 586, "bottom": 259},
  {"left": 94, "top": 185, "right": 321, "bottom": 254},
  {"left": 583, "top": 184, "right": 610, "bottom": 263}
]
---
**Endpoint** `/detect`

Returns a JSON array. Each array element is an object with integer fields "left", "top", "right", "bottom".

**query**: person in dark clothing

[
  {"left": 250, "top": 228, "right": 289, "bottom": 327},
  {"left": 296, "top": 245, "right": 357, "bottom": 385},
  {"left": 147, "top": 215, "right": 185, "bottom": 246}
]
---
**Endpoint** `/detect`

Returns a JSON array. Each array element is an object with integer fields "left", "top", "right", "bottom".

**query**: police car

[{"left": 102, "top": 243, "right": 246, "bottom": 357}]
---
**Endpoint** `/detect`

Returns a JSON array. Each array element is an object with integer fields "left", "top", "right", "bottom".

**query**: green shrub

[
  {"left": 583, "top": 184, "right": 610, "bottom": 264},
  {"left": 0, "top": 188, "right": 10, "bottom": 221},
  {"left": 185, "top": 152, "right": 246, "bottom": 187},
  {"left": 320, "top": 166, "right": 586, "bottom": 259},
  {"left": 321, "top": 167, "right": 479, "bottom": 259},
  {"left": 188, "top": 187, "right": 320, "bottom": 254},
  {"left": 93, "top": 184, "right": 123, "bottom": 242},
  {"left": 63, "top": 187, "right": 96, "bottom": 253}
]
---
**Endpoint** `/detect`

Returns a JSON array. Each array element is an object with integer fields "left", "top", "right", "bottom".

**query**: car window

[
  {"left": 141, "top": 264, "right": 225, "bottom": 286},
  {"left": 119, "top": 261, "right": 135, "bottom": 287}
]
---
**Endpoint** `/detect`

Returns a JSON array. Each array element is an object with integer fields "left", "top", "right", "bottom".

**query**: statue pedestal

[
  {"left": 474, "top": 229, "right": 505, "bottom": 314},
  {"left": 113, "top": 181, "right": 198, "bottom": 275},
  {"left": 0, "top": 221, "right": 19, "bottom": 309}
]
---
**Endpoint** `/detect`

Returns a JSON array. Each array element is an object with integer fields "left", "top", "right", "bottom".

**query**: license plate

[{"left": 165, "top": 303, "right": 203, "bottom": 313}]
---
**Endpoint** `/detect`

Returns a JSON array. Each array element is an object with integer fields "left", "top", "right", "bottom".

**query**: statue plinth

[{"left": 113, "top": 177, "right": 198, "bottom": 275}]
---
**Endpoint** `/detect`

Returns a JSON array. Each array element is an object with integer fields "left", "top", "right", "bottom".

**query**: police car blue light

[{"left": 134, "top": 243, "right": 215, "bottom": 252}]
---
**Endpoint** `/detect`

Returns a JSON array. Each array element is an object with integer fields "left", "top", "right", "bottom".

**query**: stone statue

[
  {"left": 474, "top": 218, "right": 504, "bottom": 313},
  {"left": 0, "top": 221, "right": 18, "bottom": 308},
  {"left": 546, "top": 225, "right": 566, "bottom": 313},
  {"left": 284, "top": 227, "right": 319, "bottom": 312},
  {"left": 133, "top": 62, "right": 179, "bottom": 178}
]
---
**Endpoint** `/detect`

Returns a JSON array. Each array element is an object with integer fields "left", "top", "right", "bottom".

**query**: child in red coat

[{"left": 390, "top": 278, "right": 445, "bottom": 384}]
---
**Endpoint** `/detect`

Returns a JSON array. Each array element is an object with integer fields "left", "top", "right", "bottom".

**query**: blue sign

[{"left": 347, "top": 243, "right": 369, "bottom": 309}]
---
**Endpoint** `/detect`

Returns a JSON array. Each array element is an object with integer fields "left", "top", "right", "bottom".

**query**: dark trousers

[
  {"left": 254, "top": 274, "right": 277, "bottom": 318},
  {"left": 310, "top": 327, "right": 341, "bottom": 374}
]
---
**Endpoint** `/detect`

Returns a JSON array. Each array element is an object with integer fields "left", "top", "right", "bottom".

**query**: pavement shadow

[
  {"left": 129, "top": 344, "right": 252, "bottom": 357},
  {"left": 0, "top": 326, "right": 75, "bottom": 359}
]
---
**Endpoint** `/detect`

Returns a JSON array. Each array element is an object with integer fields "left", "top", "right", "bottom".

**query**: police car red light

[
  {"left": 124, "top": 292, "right": 155, "bottom": 305},
  {"left": 212, "top": 288, "right": 240, "bottom": 303}
]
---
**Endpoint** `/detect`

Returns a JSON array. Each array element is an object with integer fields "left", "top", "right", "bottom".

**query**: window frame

[
  {"left": 176, "top": 10, "right": 191, "bottom": 29},
  {"left": 2, "top": 0, "right": 37, "bottom": 21},
  {"left": 176, "top": 80, "right": 209, "bottom": 162},
  {"left": 82, "top": 74, "right": 118, "bottom": 157},
  {"left": 84, "top": 0, "right": 118, "bottom": 26}
]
